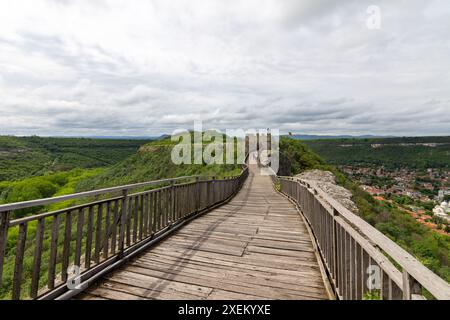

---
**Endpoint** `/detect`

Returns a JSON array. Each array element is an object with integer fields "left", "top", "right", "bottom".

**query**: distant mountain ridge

[
  {"left": 53, "top": 135, "right": 162, "bottom": 140},
  {"left": 287, "top": 134, "right": 396, "bottom": 140}
]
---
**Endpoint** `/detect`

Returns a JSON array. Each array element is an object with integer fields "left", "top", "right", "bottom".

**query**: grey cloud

[{"left": 0, "top": 0, "right": 449, "bottom": 136}]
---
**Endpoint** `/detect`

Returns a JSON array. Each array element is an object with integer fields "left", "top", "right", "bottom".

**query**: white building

[
  {"left": 437, "top": 189, "right": 450, "bottom": 201},
  {"left": 433, "top": 201, "right": 450, "bottom": 222}
]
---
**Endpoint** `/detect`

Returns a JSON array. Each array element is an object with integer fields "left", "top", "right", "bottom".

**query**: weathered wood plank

[
  {"left": 85, "top": 206, "right": 94, "bottom": 269},
  {"left": 12, "top": 223, "right": 27, "bottom": 299},
  {"left": 0, "top": 211, "right": 11, "bottom": 288},
  {"left": 144, "top": 250, "right": 322, "bottom": 278},
  {"left": 104, "top": 201, "right": 111, "bottom": 258},
  {"left": 94, "top": 204, "right": 103, "bottom": 264},
  {"left": 208, "top": 289, "right": 268, "bottom": 300},
  {"left": 142, "top": 193, "right": 148, "bottom": 238},
  {"left": 74, "top": 208, "right": 85, "bottom": 267},
  {"left": 148, "top": 192, "right": 153, "bottom": 235},
  {"left": 132, "top": 257, "right": 327, "bottom": 293},
  {"left": 133, "top": 196, "right": 139, "bottom": 243},
  {"left": 111, "top": 200, "right": 119, "bottom": 255},
  {"left": 61, "top": 211, "right": 72, "bottom": 283},
  {"left": 104, "top": 272, "right": 213, "bottom": 298},
  {"left": 123, "top": 265, "right": 325, "bottom": 300},
  {"left": 79, "top": 164, "right": 330, "bottom": 301},
  {"left": 97, "top": 279, "right": 208, "bottom": 300},
  {"left": 48, "top": 214, "right": 61, "bottom": 290},
  {"left": 126, "top": 196, "right": 132, "bottom": 246},
  {"left": 30, "top": 218, "right": 45, "bottom": 299}
]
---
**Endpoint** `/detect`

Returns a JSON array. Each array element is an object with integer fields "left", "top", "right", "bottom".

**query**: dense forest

[
  {"left": 0, "top": 136, "right": 150, "bottom": 181},
  {"left": 301, "top": 136, "right": 450, "bottom": 170}
]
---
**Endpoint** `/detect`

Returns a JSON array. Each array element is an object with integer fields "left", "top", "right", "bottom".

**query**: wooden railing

[
  {"left": 276, "top": 176, "right": 450, "bottom": 300},
  {"left": 0, "top": 167, "right": 248, "bottom": 300}
]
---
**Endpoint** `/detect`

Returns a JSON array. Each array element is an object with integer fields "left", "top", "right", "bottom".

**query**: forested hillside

[
  {"left": 278, "top": 136, "right": 328, "bottom": 175},
  {"left": 301, "top": 136, "right": 450, "bottom": 170},
  {"left": 0, "top": 134, "right": 243, "bottom": 218},
  {"left": 0, "top": 168, "right": 104, "bottom": 218},
  {"left": 0, "top": 136, "right": 150, "bottom": 181},
  {"left": 77, "top": 134, "right": 243, "bottom": 191}
]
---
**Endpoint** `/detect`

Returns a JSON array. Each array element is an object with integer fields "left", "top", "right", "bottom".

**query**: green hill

[
  {"left": 302, "top": 136, "right": 450, "bottom": 170},
  {"left": 0, "top": 136, "right": 150, "bottom": 181},
  {"left": 76, "top": 135, "right": 243, "bottom": 191},
  {"left": 0, "top": 134, "right": 244, "bottom": 219},
  {"left": 278, "top": 136, "right": 328, "bottom": 175}
]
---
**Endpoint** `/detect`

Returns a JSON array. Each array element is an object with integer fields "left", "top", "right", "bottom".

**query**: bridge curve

[
  {"left": 77, "top": 163, "right": 331, "bottom": 300},
  {"left": 1, "top": 151, "right": 449, "bottom": 300}
]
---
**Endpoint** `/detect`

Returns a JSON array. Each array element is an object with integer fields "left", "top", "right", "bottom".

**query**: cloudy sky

[{"left": 0, "top": 0, "right": 449, "bottom": 136}]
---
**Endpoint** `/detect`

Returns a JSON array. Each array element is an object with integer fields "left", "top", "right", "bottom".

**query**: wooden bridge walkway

[
  {"left": 77, "top": 164, "right": 331, "bottom": 300},
  {"left": 1, "top": 141, "right": 449, "bottom": 300}
]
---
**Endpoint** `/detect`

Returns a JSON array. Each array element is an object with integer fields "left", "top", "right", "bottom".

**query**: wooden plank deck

[{"left": 76, "top": 164, "right": 331, "bottom": 300}]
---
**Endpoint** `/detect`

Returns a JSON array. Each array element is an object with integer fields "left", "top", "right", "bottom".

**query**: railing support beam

[
  {"left": 0, "top": 211, "right": 11, "bottom": 288},
  {"left": 402, "top": 270, "right": 422, "bottom": 300},
  {"left": 118, "top": 189, "right": 128, "bottom": 257}
]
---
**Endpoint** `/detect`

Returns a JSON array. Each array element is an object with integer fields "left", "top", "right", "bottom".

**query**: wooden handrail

[
  {"left": 0, "top": 163, "right": 249, "bottom": 300},
  {"left": 0, "top": 176, "right": 199, "bottom": 213},
  {"left": 307, "top": 179, "right": 450, "bottom": 300},
  {"left": 277, "top": 176, "right": 450, "bottom": 300}
]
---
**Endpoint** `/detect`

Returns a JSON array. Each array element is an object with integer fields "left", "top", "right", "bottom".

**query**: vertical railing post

[
  {"left": 170, "top": 180, "right": 175, "bottom": 224},
  {"left": 402, "top": 270, "right": 422, "bottom": 300},
  {"left": 332, "top": 208, "right": 339, "bottom": 290},
  {"left": 12, "top": 222, "right": 27, "bottom": 300},
  {"left": 195, "top": 177, "right": 200, "bottom": 213},
  {"left": 0, "top": 211, "right": 11, "bottom": 288},
  {"left": 118, "top": 189, "right": 128, "bottom": 257},
  {"left": 207, "top": 179, "right": 211, "bottom": 207},
  {"left": 212, "top": 177, "right": 216, "bottom": 205}
]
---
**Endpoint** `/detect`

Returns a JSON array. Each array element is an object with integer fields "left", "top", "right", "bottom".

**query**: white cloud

[{"left": 0, "top": 0, "right": 449, "bottom": 136}]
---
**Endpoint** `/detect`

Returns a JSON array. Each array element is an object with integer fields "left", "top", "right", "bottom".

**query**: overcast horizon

[{"left": 1, "top": 0, "right": 450, "bottom": 137}]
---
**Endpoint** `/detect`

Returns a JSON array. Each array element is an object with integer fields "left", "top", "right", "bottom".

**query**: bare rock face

[
  {"left": 295, "top": 170, "right": 335, "bottom": 184},
  {"left": 295, "top": 170, "right": 359, "bottom": 214}
]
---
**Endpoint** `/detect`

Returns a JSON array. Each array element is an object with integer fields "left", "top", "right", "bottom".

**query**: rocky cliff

[{"left": 295, "top": 169, "right": 359, "bottom": 214}]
